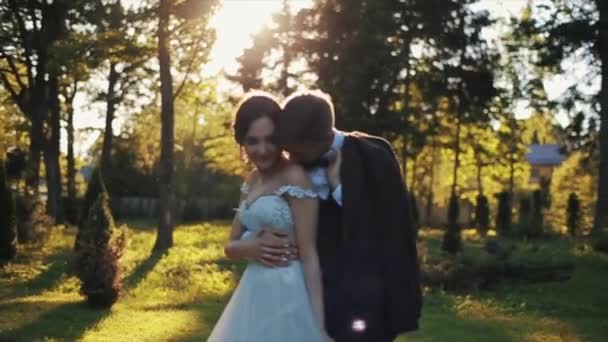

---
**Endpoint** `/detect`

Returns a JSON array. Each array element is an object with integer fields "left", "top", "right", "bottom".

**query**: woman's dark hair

[{"left": 233, "top": 90, "right": 281, "bottom": 145}]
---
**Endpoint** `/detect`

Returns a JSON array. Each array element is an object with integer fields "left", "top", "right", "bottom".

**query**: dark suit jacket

[{"left": 321, "top": 131, "right": 421, "bottom": 337}]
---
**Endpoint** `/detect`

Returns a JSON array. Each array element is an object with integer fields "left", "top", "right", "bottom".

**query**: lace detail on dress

[
  {"left": 240, "top": 182, "right": 251, "bottom": 194},
  {"left": 274, "top": 185, "right": 318, "bottom": 199}
]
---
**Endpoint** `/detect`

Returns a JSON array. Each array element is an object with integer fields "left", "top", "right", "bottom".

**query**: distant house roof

[{"left": 526, "top": 144, "right": 566, "bottom": 166}]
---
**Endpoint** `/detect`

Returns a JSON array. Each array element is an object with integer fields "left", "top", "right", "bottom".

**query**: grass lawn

[{"left": 1, "top": 222, "right": 607, "bottom": 341}]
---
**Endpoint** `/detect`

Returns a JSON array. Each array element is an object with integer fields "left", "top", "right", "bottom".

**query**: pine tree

[
  {"left": 442, "top": 194, "right": 461, "bottom": 254},
  {"left": 75, "top": 168, "right": 103, "bottom": 251},
  {"left": 567, "top": 193, "right": 581, "bottom": 237},
  {"left": 497, "top": 191, "right": 512, "bottom": 236},
  {"left": 74, "top": 174, "right": 125, "bottom": 308},
  {"left": 475, "top": 194, "right": 490, "bottom": 236}
]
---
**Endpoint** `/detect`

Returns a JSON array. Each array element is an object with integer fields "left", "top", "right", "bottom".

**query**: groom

[{"left": 239, "top": 90, "right": 421, "bottom": 341}]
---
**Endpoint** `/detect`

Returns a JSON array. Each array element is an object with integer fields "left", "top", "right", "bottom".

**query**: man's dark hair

[{"left": 277, "top": 90, "right": 335, "bottom": 145}]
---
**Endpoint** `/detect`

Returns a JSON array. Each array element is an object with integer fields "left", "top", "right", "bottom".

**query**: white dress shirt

[{"left": 307, "top": 130, "right": 344, "bottom": 206}]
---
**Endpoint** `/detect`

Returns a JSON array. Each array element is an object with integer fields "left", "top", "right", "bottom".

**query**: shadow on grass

[
  {"left": 0, "top": 300, "right": 111, "bottom": 341},
  {"left": 124, "top": 250, "right": 164, "bottom": 290},
  {"left": 0, "top": 250, "right": 72, "bottom": 300}
]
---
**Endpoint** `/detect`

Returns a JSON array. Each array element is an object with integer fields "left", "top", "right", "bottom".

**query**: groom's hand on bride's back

[{"left": 254, "top": 229, "right": 299, "bottom": 267}]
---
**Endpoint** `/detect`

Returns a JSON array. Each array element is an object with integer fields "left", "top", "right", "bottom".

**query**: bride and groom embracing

[{"left": 207, "top": 89, "right": 422, "bottom": 342}]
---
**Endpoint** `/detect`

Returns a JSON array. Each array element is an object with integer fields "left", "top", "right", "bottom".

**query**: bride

[{"left": 207, "top": 91, "right": 332, "bottom": 342}]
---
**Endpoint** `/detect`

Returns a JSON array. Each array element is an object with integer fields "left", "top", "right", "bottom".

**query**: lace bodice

[{"left": 238, "top": 184, "right": 317, "bottom": 234}]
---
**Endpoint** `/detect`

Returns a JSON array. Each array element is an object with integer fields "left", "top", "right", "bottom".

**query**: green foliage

[
  {"left": 516, "top": 196, "right": 532, "bottom": 238},
  {"left": 474, "top": 194, "right": 490, "bottom": 236},
  {"left": 2, "top": 225, "right": 608, "bottom": 341},
  {"left": 5, "top": 147, "right": 27, "bottom": 181},
  {"left": 591, "top": 231, "right": 608, "bottom": 253},
  {"left": 566, "top": 193, "right": 581, "bottom": 237},
  {"left": 496, "top": 191, "right": 512, "bottom": 236},
  {"left": 75, "top": 168, "right": 104, "bottom": 251},
  {"left": 13, "top": 195, "right": 53, "bottom": 244},
  {"left": 74, "top": 184, "right": 125, "bottom": 308},
  {"left": 442, "top": 194, "right": 462, "bottom": 254},
  {"left": 0, "top": 160, "right": 17, "bottom": 260},
  {"left": 548, "top": 152, "right": 596, "bottom": 235},
  {"left": 521, "top": 113, "right": 561, "bottom": 145}
]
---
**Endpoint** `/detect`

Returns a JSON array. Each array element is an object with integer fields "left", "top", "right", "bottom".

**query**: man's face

[{"left": 283, "top": 141, "right": 328, "bottom": 163}]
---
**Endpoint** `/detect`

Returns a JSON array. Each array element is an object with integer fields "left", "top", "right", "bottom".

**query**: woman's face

[{"left": 242, "top": 116, "right": 281, "bottom": 171}]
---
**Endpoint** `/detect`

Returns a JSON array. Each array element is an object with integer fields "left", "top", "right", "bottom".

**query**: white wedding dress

[{"left": 207, "top": 184, "right": 324, "bottom": 342}]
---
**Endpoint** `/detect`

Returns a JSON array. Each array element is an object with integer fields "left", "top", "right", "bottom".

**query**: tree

[
  {"left": 520, "top": 0, "right": 606, "bottom": 234},
  {"left": 155, "top": 0, "right": 175, "bottom": 251},
  {"left": 0, "top": 159, "right": 17, "bottom": 261},
  {"left": 74, "top": 173, "right": 125, "bottom": 308},
  {"left": 474, "top": 194, "right": 490, "bottom": 236},
  {"left": 567, "top": 193, "right": 581, "bottom": 237},
  {"left": 497, "top": 191, "right": 512, "bottom": 235},
  {"left": 153, "top": 0, "right": 218, "bottom": 251},
  {"left": 0, "top": 0, "right": 69, "bottom": 197}
]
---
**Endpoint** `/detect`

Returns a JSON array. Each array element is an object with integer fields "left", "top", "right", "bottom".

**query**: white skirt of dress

[{"left": 207, "top": 261, "right": 324, "bottom": 342}]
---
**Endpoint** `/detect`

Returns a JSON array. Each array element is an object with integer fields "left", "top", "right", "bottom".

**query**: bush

[
  {"left": 531, "top": 190, "right": 544, "bottom": 237},
  {"left": 15, "top": 195, "right": 53, "bottom": 244},
  {"left": 5, "top": 147, "right": 27, "bottom": 180},
  {"left": 74, "top": 182, "right": 125, "bottom": 308},
  {"left": 496, "top": 191, "right": 512, "bottom": 236},
  {"left": 566, "top": 193, "right": 581, "bottom": 238},
  {"left": 442, "top": 194, "right": 461, "bottom": 254},
  {"left": 75, "top": 168, "right": 103, "bottom": 251},
  {"left": 591, "top": 231, "right": 608, "bottom": 253},
  {"left": 517, "top": 196, "right": 532, "bottom": 236},
  {"left": 474, "top": 194, "right": 490, "bottom": 236},
  {"left": 0, "top": 160, "right": 17, "bottom": 261},
  {"left": 548, "top": 152, "right": 596, "bottom": 234}
]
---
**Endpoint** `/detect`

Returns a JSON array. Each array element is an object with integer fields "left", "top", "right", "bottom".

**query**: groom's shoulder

[{"left": 346, "top": 131, "right": 395, "bottom": 156}]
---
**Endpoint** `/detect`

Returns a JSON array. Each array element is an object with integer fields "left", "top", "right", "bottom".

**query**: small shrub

[
  {"left": 74, "top": 184, "right": 125, "bottom": 308},
  {"left": 591, "top": 231, "right": 608, "bottom": 253},
  {"left": 530, "top": 190, "right": 544, "bottom": 238},
  {"left": 15, "top": 195, "right": 53, "bottom": 244},
  {"left": 474, "top": 194, "right": 490, "bottom": 236},
  {"left": 442, "top": 194, "right": 461, "bottom": 254},
  {"left": 517, "top": 196, "right": 532, "bottom": 237},
  {"left": 0, "top": 160, "right": 17, "bottom": 260},
  {"left": 566, "top": 193, "right": 581, "bottom": 237},
  {"left": 75, "top": 168, "right": 103, "bottom": 251},
  {"left": 496, "top": 191, "right": 512, "bottom": 236}
]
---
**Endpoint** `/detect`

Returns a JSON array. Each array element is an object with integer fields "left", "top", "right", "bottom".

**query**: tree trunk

[
  {"left": 594, "top": 0, "right": 608, "bottom": 233},
  {"left": 154, "top": 0, "right": 175, "bottom": 251},
  {"left": 401, "top": 141, "right": 408, "bottom": 184},
  {"left": 401, "top": 42, "right": 412, "bottom": 185},
  {"left": 476, "top": 157, "right": 483, "bottom": 196},
  {"left": 26, "top": 112, "right": 44, "bottom": 195},
  {"left": 66, "top": 98, "right": 77, "bottom": 224},
  {"left": 451, "top": 104, "right": 462, "bottom": 197},
  {"left": 425, "top": 138, "right": 437, "bottom": 226},
  {"left": 44, "top": 73, "right": 63, "bottom": 223},
  {"left": 509, "top": 153, "right": 515, "bottom": 197},
  {"left": 25, "top": 62, "right": 48, "bottom": 195},
  {"left": 410, "top": 155, "right": 417, "bottom": 194},
  {"left": 101, "top": 62, "right": 118, "bottom": 173}
]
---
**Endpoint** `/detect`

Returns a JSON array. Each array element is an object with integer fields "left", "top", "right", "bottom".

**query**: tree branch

[
  {"left": 0, "top": 50, "right": 27, "bottom": 92},
  {"left": 172, "top": 35, "right": 203, "bottom": 100},
  {"left": 7, "top": 0, "right": 34, "bottom": 87}
]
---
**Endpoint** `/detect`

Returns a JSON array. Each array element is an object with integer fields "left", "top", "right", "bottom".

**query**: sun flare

[{"left": 206, "top": 0, "right": 313, "bottom": 75}]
